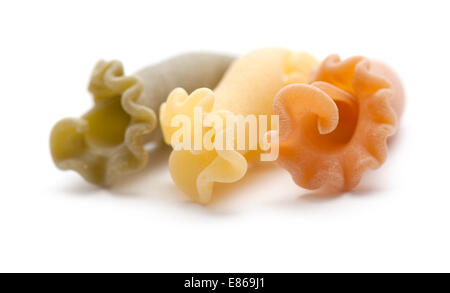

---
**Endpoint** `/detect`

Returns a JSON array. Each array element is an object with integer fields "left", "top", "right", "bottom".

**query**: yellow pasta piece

[
  {"left": 160, "top": 48, "right": 318, "bottom": 203},
  {"left": 50, "top": 53, "right": 233, "bottom": 186}
]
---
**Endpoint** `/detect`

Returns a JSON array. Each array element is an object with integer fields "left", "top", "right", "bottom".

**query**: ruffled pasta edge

[{"left": 50, "top": 60, "right": 157, "bottom": 186}]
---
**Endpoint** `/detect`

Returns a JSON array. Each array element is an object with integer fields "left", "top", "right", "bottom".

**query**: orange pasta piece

[
  {"left": 50, "top": 53, "right": 233, "bottom": 186},
  {"left": 273, "top": 54, "right": 404, "bottom": 190}
]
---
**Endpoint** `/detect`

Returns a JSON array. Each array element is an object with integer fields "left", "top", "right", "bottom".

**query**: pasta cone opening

[
  {"left": 50, "top": 60, "right": 156, "bottom": 186},
  {"left": 275, "top": 55, "right": 401, "bottom": 191},
  {"left": 82, "top": 95, "right": 132, "bottom": 148}
]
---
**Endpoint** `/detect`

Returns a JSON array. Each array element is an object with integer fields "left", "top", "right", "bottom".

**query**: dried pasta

[
  {"left": 160, "top": 48, "right": 318, "bottom": 203},
  {"left": 50, "top": 53, "right": 234, "bottom": 186},
  {"left": 273, "top": 54, "right": 404, "bottom": 190}
]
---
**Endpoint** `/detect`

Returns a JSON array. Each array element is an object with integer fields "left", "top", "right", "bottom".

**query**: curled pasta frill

[
  {"left": 50, "top": 60, "right": 156, "bottom": 186},
  {"left": 161, "top": 87, "right": 248, "bottom": 203},
  {"left": 273, "top": 55, "right": 404, "bottom": 190},
  {"left": 160, "top": 48, "right": 318, "bottom": 203}
]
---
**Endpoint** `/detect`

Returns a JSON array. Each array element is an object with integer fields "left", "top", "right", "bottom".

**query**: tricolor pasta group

[{"left": 50, "top": 49, "right": 404, "bottom": 204}]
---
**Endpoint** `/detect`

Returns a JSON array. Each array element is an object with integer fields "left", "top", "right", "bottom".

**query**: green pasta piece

[{"left": 50, "top": 53, "right": 234, "bottom": 186}]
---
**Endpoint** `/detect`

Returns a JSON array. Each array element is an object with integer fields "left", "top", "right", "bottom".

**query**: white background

[{"left": 0, "top": 0, "right": 449, "bottom": 273}]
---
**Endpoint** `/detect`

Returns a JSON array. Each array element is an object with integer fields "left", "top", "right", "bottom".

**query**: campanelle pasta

[
  {"left": 160, "top": 48, "right": 318, "bottom": 203},
  {"left": 272, "top": 55, "right": 404, "bottom": 190},
  {"left": 50, "top": 53, "right": 234, "bottom": 186}
]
